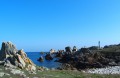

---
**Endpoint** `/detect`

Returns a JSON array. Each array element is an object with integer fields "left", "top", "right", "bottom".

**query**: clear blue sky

[{"left": 0, "top": 0, "right": 120, "bottom": 52}]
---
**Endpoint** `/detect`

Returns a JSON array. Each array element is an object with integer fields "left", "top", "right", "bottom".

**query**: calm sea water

[{"left": 26, "top": 52, "right": 61, "bottom": 68}]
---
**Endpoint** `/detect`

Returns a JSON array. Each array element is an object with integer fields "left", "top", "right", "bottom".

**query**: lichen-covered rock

[
  {"left": 16, "top": 54, "right": 26, "bottom": 68},
  {"left": 18, "top": 49, "right": 27, "bottom": 60},
  {"left": 0, "top": 41, "right": 17, "bottom": 60},
  {"left": 27, "top": 64, "right": 36, "bottom": 71},
  {"left": 0, "top": 41, "right": 36, "bottom": 71}
]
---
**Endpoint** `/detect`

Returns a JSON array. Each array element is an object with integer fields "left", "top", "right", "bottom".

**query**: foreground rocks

[
  {"left": 0, "top": 41, "right": 36, "bottom": 72},
  {"left": 0, "top": 41, "right": 52, "bottom": 78}
]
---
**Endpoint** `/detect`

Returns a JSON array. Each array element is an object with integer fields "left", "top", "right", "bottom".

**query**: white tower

[{"left": 98, "top": 41, "right": 100, "bottom": 50}]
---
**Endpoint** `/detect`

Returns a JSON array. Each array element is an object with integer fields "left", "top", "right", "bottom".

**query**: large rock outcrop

[
  {"left": 57, "top": 47, "right": 120, "bottom": 70},
  {"left": 0, "top": 41, "right": 36, "bottom": 71}
]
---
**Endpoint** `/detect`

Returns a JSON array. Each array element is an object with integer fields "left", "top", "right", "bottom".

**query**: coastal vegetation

[{"left": 1, "top": 65, "right": 120, "bottom": 78}]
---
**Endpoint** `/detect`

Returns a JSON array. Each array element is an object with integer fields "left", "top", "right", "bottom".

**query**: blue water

[{"left": 26, "top": 52, "right": 61, "bottom": 68}]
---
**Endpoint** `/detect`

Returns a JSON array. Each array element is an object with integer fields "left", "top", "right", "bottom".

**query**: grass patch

[{"left": 0, "top": 65, "right": 120, "bottom": 78}]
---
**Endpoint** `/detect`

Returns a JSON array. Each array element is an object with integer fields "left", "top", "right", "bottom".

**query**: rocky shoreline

[
  {"left": 0, "top": 41, "right": 120, "bottom": 78},
  {"left": 42, "top": 46, "right": 120, "bottom": 71}
]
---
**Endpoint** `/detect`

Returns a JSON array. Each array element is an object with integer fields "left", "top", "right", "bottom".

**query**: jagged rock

[
  {"left": 18, "top": 49, "right": 27, "bottom": 59},
  {"left": 0, "top": 41, "right": 17, "bottom": 60},
  {"left": 37, "top": 56, "right": 44, "bottom": 62},
  {"left": 65, "top": 46, "right": 72, "bottom": 53},
  {"left": 0, "top": 41, "right": 36, "bottom": 71},
  {"left": 16, "top": 54, "right": 26, "bottom": 68},
  {"left": 27, "top": 64, "right": 36, "bottom": 71},
  {"left": 73, "top": 46, "right": 77, "bottom": 52}
]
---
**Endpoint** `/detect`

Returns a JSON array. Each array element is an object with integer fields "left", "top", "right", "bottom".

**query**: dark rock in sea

[
  {"left": 45, "top": 54, "right": 53, "bottom": 60},
  {"left": 37, "top": 56, "right": 44, "bottom": 62},
  {"left": 40, "top": 52, "right": 44, "bottom": 54}
]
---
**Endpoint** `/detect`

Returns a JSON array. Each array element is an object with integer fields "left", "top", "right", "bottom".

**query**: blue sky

[{"left": 0, "top": 0, "right": 120, "bottom": 52}]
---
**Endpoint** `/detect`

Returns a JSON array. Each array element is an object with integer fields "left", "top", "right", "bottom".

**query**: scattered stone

[
  {"left": 11, "top": 69, "right": 24, "bottom": 75},
  {"left": 0, "top": 72, "right": 5, "bottom": 77},
  {"left": 84, "top": 66, "right": 120, "bottom": 74},
  {"left": 0, "top": 72, "right": 10, "bottom": 77}
]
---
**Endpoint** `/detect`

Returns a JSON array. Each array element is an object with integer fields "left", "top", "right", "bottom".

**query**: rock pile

[
  {"left": 0, "top": 41, "right": 36, "bottom": 71},
  {"left": 57, "top": 48, "right": 120, "bottom": 70}
]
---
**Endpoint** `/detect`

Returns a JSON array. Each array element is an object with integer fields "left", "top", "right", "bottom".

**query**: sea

[{"left": 26, "top": 52, "right": 61, "bottom": 69}]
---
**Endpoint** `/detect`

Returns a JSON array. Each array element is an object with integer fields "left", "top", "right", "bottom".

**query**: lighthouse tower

[{"left": 98, "top": 41, "right": 100, "bottom": 50}]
